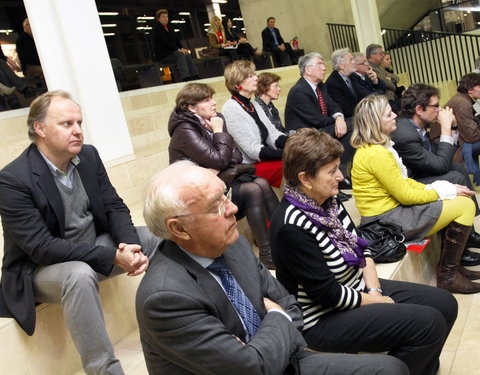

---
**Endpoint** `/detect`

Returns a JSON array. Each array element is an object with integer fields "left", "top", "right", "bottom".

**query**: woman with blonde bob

[
  {"left": 207, "top": 16, "right": 238, "bottom": 62},
  {"left": 269, "top": 127, "right": 457, "bottom": 375},
  {"left": 351, "top": 95, "right": 480, "bottom": 294}
]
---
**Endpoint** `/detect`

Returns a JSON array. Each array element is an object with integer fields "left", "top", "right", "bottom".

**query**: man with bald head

[{"left": 136, "top": 160, "right": 408, "bottom": 375}]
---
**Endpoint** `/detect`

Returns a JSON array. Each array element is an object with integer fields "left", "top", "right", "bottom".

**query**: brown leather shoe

[{"left": 437, "top": 222, "right": 480, "bottom": 294}]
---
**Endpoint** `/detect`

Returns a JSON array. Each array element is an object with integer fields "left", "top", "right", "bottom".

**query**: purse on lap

[{"left": 218, "top": 164, "right": 256, "bottom": 186}]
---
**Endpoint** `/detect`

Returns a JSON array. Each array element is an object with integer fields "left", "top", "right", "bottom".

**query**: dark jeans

[
  {"left": 462, "top": 141, "right": 480, "bottom": 184},
  {"left": 160, "top": 51, "right": 198, "bottom": 80},
  {"left": 303, "top": 279, "right": 458, "bottom": 375},
  {"left": 267, "top": 43, "right": 295, "bottom": 66}
]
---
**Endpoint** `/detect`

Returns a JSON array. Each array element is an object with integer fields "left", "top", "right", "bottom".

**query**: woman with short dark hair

[
  {"left": 270, "top": 127, "right": 458, "bottom": 375},
  {"left": 254, "top": 72, "right": 286, "bottom": 133},
  {"left": 168, "top": 82, "right": 278, "bottom": 268}
]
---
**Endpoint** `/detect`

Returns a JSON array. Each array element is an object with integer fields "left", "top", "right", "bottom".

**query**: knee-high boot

[
  {"left": 245, "top": 206, "right": 276, "bottom": 270},
  {"left": 437, "top": 221, "right": 480, "bottom": 293}
]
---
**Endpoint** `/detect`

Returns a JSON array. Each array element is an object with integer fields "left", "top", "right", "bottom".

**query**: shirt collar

[
  {"left": 39, "top": 150, "right": 80, "bottom": 177},
  {"left": 179, "top": 246, "right": 215, "bottom": 268}
]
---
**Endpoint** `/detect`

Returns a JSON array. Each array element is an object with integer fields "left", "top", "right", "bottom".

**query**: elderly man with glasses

[{"left": 285, "top": 52, "right": 354, "bottom": 198}]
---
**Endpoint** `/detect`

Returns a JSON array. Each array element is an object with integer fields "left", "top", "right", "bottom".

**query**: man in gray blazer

[
  {"left": 392, "top": 83, "right": 480, "bottom": 266},
  {"left": 0, "top": 90, "right": 160, "bottom": 374},
  {"left": 136, "top": 161, "right": 408, "bottom": 375}
]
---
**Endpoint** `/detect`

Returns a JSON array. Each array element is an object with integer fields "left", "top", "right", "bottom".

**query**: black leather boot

[
  {"left": 466, "top": 229, "right": 480, "bottom": 249},
  {"left": 437, "top": 222, "right": 480, "bottom": 293},
  {"left": 246, "top": 206, "right": 276, "bottom": 270}
]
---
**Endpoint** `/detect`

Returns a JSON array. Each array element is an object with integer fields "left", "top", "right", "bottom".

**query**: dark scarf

[{"left": 283, "top": 183, "right": 367, "bottom": 268}]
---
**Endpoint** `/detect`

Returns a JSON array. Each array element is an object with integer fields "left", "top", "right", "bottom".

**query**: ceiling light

[
  {"left": 233, "top": 17, "right": 243, "bottom": 21},
  {"left": 99, "top": 12, "right": 118, "bottom": 16},
  {"left": 101, "top": 24, "right": 117, "bottom": 27},
  {"left": 137, "top": 16, "right": 154, "bottom": 20},
  {"left": 179, "top": 12, "right": 191, "bottom": 16},
  {"left": 212, "top": 0, "right": 227, "bottom": 3},
  {"left": 104, "top": 33, "right": 115, "bottom": 36}
]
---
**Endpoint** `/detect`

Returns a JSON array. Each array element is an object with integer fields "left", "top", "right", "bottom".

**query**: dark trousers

[
  {"left": 160, "top": 51, "right": 198, "bottom": 80},
  {"left": 303, "top": 279, "right": 458, "bottom": 375},
  {"left": 322, "top": 118, "right": 354, "bottom": 177},
  {"left": 268, "top": 43, "right": 294, "bottom": 66}
]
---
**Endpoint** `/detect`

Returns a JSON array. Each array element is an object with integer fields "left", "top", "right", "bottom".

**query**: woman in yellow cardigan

[{"left": 351, "top": 95, "right": 480, "bottom": 294}]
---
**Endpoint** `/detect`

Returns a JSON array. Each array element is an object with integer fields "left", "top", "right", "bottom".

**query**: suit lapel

[
  {"left": 29, "top": 145, "right": 65, "bottom": 234},
  {"left": 161, "top": 241, "right": 247, "bottom": 341}
]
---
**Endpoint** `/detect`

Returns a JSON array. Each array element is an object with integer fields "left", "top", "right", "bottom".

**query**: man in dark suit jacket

[
  {"left": 285, "top": 52, "right": 354, "bottom": 190},
  {"left": 261, "top": 17, "right": 295, "bottom": 66},
  {"left": 325, "top": 48, "right": 363, "bottom": 118},
  {"left": 153, "top": 9, "right": 198, "bottom": 81},
  {"left": 137, "top": 161, "right": 408, "bottom": 375},
  {"left": 350, "top": 52, "right": 386, "bottom": 98},
  {"left": 0, "top": 90, "right": 160, "bottom": 374},
  {"left": 392, "top": 84, "right": 480, "bottom": 266}
]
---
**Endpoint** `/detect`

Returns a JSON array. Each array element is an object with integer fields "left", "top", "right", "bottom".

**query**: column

[
  {"left": 23, "top": 0, "right": 134, "bottom": 162},
  {"left": 350, "top": 0, "right": 383, "bottom": 53}
]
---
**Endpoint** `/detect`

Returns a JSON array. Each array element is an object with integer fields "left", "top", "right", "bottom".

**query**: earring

[{"left": 237, "top": 86, "right": 243, "bottom": 91}]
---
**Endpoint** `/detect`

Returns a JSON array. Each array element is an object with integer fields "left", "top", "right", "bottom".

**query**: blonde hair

[
  {"left": 209, "top": 16, "right": 224, "bottom": 33},
  {"left": 224, "top": 60, "right": 256, "bottom": 95},
  {"left": 351, "top": 95, "right": 390, "bottom": 148}
]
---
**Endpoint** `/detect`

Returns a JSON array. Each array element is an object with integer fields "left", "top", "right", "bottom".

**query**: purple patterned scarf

[{"left": 283, "top": 183, "right": 367, "bottom": 268}]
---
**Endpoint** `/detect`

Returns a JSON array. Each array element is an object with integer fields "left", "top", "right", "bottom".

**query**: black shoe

[
  {"left": 466, "top": 231, "right": 480, "bottom": 249},
  {"left": 338, "top": 191, "right": 352, "bottom": 202},
  {"left": 339, "top": 177, "right": 352, "bottom": 190},
  {"left": 461, "top": 249, "right": 480, "bottom": 267}
]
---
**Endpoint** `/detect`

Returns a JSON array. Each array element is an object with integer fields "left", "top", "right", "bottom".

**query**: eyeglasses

[
  {"left": 171, "top": 187, "right": 232, "bottom": 219},
  {"left": 246, "top": 73, "right": 257, "bottom": 79},
  {"left": 426, "top": 104, "right": 440, "bottom": 108},
  {"left": 308, "top": 63, "right": 324, "bottom": 68},
  {"left": 356, "top": 62, "right": 369, "bottom": 66}
]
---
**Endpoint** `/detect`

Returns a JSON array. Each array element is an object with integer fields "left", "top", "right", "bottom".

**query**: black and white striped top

[{"left": 270, "top": 199, "right": 371, "bottom": 331}]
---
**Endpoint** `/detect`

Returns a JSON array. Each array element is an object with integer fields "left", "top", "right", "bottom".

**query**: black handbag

[
  {"left": 356, "top": 219, "right": 407, "bottom": 263},
  {"left": 217, "top": 164, "right": 256, "bottom": 186}
]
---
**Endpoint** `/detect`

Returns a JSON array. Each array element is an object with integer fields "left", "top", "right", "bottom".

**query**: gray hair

[
  {"left": 27, "top": 90, "right": 78, "bottom": 143},
  {"left": 299, "top": 52, "right": 323, "bottom": 76},
  {"left": 143, "top": 160, "right": 198, "bottom": 240},
  {"left": 353, "top": 52, "right": 365, "bottom": 63},
  {"left": 331, "top": 48, "right": 351, "bottom": 71},
  {"left": 365, "top": 43, "right": 382, "bottom": 59}
]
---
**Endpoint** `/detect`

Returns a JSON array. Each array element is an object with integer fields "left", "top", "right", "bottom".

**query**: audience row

[{"left": 2, "top": 37, "right": 480, "bottom": 375}]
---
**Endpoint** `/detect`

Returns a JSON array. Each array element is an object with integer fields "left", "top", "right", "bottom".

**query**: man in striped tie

[{"left": 136, "top": 161, "right": 408, "bottom": 375}]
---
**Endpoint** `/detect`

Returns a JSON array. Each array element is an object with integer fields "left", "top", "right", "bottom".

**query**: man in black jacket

[
  {"left": 153, "top": 9, "right": 198, "bottom": 81},
  {"left": 261, "top": 17, "right": 295, "bottom": 66}
]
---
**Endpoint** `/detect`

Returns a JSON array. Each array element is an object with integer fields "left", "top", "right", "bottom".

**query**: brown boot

[
  {"left": 437, "top": 221, "right": 480, "bottom": 293},
  {"left": 459, "top": 266, "right": 480, "bottom": 280}
]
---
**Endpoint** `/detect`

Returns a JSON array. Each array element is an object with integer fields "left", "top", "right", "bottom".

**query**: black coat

[
  {"left": 153, "top": 23, "right": 183, "bottom": 61},
  {"left": 0, "top": 144, "right": 139, "bottom": 335},
  {"left": 285, "top": 77, "right": 342, "bottom": 131},
  {"left": 261, "top": 27, "right": 285, "bottom": 51}
]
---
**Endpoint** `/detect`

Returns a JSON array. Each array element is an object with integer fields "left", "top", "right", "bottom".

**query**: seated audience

[
  {"left": 207, "top": 16, "right": 238, "bottom": 62},
  {"left": 270, "top": 127, "right": 458, "bottom": 375},
  {"left": 222, "top": 60, "right": 286, "bottom": 188},
  {"left": 0, "top": 46, "right": 36, "bottom": 100},
  {"left": 325, "top": 48, "right": 361, "bottom": 118},
  {"left": 261, "top": 16, "right": 295, "bottom": 66},
  {"left": 366, "top": 44, "right": 400, "bottom": 112},
  {"left": 0, "top": 90, "right": 161, "bottom": 374},
  {"left": 285, "top": 52, "right": 354, "bottom": 199},
  {"left": 136, "top": 160, "right": 409, "bottom": 375},
  {"left": 382, "top": 51, "right": 405, "bottom": 99},
  {"left": 392, "top": 84, "right": 480, "bottom": 267},
  {"left": 445, "top": 73, "right": 480, "bottom": 185},
  {"left": 153, "top": 9, "right": 199, "bottom": 82},
  {"left": 223, "top": 17, "right": 262, "bottom": 60},
  {"left": 351, "top": 95, "right": 480, "bottom": 293},
  {"left": 16, "top": 18, "right": 44, "bottom": 84},
  {"left": 254, "top": 71, "right": 287, "bottom": 133},
  {"left": 168, "top": 82, "right": 278, "bottom": 269},
  {"left": 351, "top": 52, "right": 386, "bottom": 97}
]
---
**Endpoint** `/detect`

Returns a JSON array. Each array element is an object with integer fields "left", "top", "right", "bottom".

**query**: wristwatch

[{"left": 367, "top": 287, "right": 383, "bottom": 294}]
